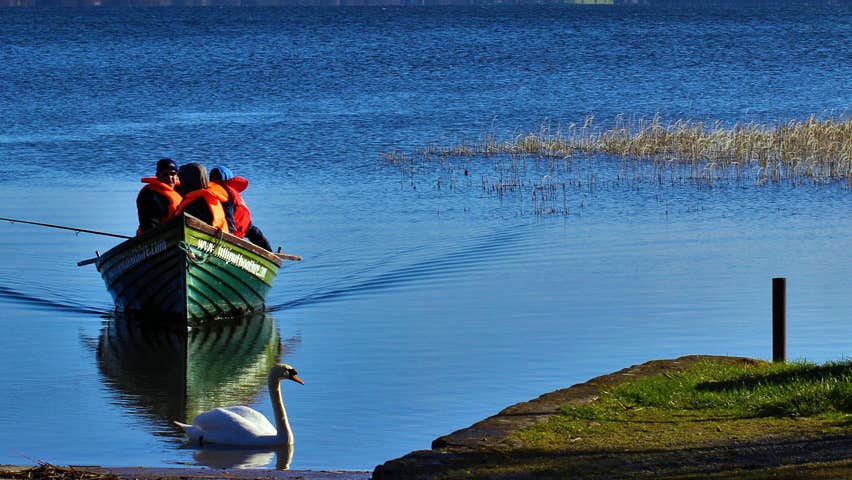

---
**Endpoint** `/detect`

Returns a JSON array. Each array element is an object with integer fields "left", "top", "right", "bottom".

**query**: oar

[
  {"left": 77, "top": 254, "right": 100, "bottom": 267},
  {"left": 0, "top": 216, "right": 131, "bottom": 239},
  {"left": 275, "top": 246, "right": 302, "bottom": 261}
]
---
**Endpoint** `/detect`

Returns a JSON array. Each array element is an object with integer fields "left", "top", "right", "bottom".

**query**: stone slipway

[{"left": 372, "top": 355, "right": 772, "bottom": 479}]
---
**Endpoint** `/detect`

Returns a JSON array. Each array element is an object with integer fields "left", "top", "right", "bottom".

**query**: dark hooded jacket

[{"left": 175, "top": 163, "right": 229, "bottom": 231}]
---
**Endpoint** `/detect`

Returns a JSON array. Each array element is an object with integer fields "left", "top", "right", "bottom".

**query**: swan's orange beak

[{"left": 290, "top": 374, "right": 304, "bottom": 385}]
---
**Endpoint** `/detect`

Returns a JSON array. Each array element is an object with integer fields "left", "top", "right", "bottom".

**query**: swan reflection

[
  {"left": 190, "top": 444, "right": 294, "bottom": 470},
  {"left": 90, "top": 313, "right": 300, "bottom": 469}
]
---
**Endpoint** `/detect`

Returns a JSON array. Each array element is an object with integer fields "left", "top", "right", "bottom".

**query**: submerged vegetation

[{"left": 382, "top": 115, "right": 852, "bottom": 215}]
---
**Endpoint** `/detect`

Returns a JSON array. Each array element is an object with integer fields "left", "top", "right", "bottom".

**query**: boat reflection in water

[{"left": 92, "top": 313, "right": 299, "bottom": 469}]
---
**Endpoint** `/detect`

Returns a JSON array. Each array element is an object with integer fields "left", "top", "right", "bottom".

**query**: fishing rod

[
  {"left": 0, "top": 216, "right": 131, "bottom": 240},
  {"left": 3, "top": 216, "right": 303, "bottom": 266}
]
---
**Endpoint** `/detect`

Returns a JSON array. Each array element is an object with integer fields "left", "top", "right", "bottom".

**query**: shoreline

[
  {"left": 0, "top": 466, "right": 371, "bottom": 480},
  {"left": 372, "top": 355, "right": 758, "bottom": 478},
  {"left": 3, "top": 355, "right": 849, "bottom": 480},
  {"left": 373, "top": 354, "right": 852, "bottom": 479}
]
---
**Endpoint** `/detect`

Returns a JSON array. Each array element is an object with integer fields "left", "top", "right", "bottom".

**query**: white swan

[{"left": 174, "top": 364, "right": 303, "bottom": 446}]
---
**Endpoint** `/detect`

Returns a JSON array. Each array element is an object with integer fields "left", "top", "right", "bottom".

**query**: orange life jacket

[
  {"left": 213, "top": 177, "right": 252, "bottom": 238},
  {"left": 137, "top": 177, "right": 182, "bottom": 234},
  {"left": 174, "top": 185, "right": 230, "bottom": 233}
]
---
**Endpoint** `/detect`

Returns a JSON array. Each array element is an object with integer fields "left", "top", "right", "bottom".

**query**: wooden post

[{"left": 772, "top": 277, "right": 786, "bottom": 363}]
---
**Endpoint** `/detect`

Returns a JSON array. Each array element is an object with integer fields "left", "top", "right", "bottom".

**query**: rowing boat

[{"left": 90, "top": 213, "right": 292, "bottom": 321}]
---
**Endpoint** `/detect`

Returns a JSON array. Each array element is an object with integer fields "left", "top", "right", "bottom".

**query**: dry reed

[
  {"left": 410, "top": 115, "right": 852, "bottom": 182},
  {"left": 0, "top": 463, "right": 118, "bottom": 480},
  {"left": 380, "top": 114, "right": 852, "bottom": 216}
]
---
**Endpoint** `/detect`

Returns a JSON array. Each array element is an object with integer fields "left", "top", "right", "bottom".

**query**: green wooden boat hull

[{"left": 95, "top": 214, "right": 283, "bottom": 321}]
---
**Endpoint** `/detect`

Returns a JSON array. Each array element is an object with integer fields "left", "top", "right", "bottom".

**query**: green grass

[
  {"left": 600, "top": 359, "right": 852, "bottom": 417},
  {"left": 515, "top": 359, "right": 852, "bottom": 452}
]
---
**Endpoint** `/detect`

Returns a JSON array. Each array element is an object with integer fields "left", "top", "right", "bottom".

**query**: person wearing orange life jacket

[
  {"left": 209, "top": 165, "right": 272, "bottom": 251},
  {"left": 173, "top": 163, "right": 229, "bottom": 233},
  {"left": 136, "top": 158, "right": 182, "bottom": 234}
]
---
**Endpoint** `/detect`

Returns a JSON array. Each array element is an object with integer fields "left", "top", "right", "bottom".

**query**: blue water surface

[{"left": 0, "top": 2, "right": 850, "bottom": 471}]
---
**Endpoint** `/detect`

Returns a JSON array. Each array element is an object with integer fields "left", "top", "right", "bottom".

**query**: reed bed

[
  {"left": 456, "top": 115, "right": 852, "bottom": 182},
  {"left": 381, "top": 115, "right": 852, "bottom": 216}
]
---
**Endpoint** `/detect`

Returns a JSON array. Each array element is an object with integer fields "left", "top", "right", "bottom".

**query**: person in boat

[
  {"left": 209, "top": 165, "right": 273, "bottom": 251},
  {"left": 136, "top": 158, "right": 182, "bottom": 234},
  {"left": 174, "top": 162, "right": 230, "bottom": 233}
]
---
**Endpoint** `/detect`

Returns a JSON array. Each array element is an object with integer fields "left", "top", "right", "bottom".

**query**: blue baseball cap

[{"left": 210, "top": 165, "right": 234, "bottom": 181}]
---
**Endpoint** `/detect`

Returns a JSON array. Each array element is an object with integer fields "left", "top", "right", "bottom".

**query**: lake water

[{"left": 0, "top": 1, "right": 850, "bottom": 472}]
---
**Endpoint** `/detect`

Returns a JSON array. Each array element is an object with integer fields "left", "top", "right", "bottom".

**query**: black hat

[{"left": 156, "top": 158, "right": 178, "bottom": 174}]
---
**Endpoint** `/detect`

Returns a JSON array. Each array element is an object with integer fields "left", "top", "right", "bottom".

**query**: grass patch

[
  {"left": 515, "top": 359, "right": 851, "bottom": 452},
  {"left": 611, "top": 359, "right": 852, "bottom": 417}
]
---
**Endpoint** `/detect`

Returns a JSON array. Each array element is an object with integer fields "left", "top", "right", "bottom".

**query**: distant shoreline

[
  {"left": 2, "top": 1, "right": 641, "bottom": 7},
  {"left": 2, "top": 0, "right": 818, "bottom": 8}
]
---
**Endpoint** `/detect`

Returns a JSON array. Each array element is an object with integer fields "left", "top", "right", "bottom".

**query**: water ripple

[
  {"left": 0, "top": 284, "right": 110, "bottom": 317},
  {"left": 270, "top": 223, "right": 530, "bottom": 311}
]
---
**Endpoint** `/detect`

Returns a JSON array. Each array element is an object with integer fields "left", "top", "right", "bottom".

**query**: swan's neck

[{"left": 269, "top": 376, "right": 294, "bottom": 445}]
